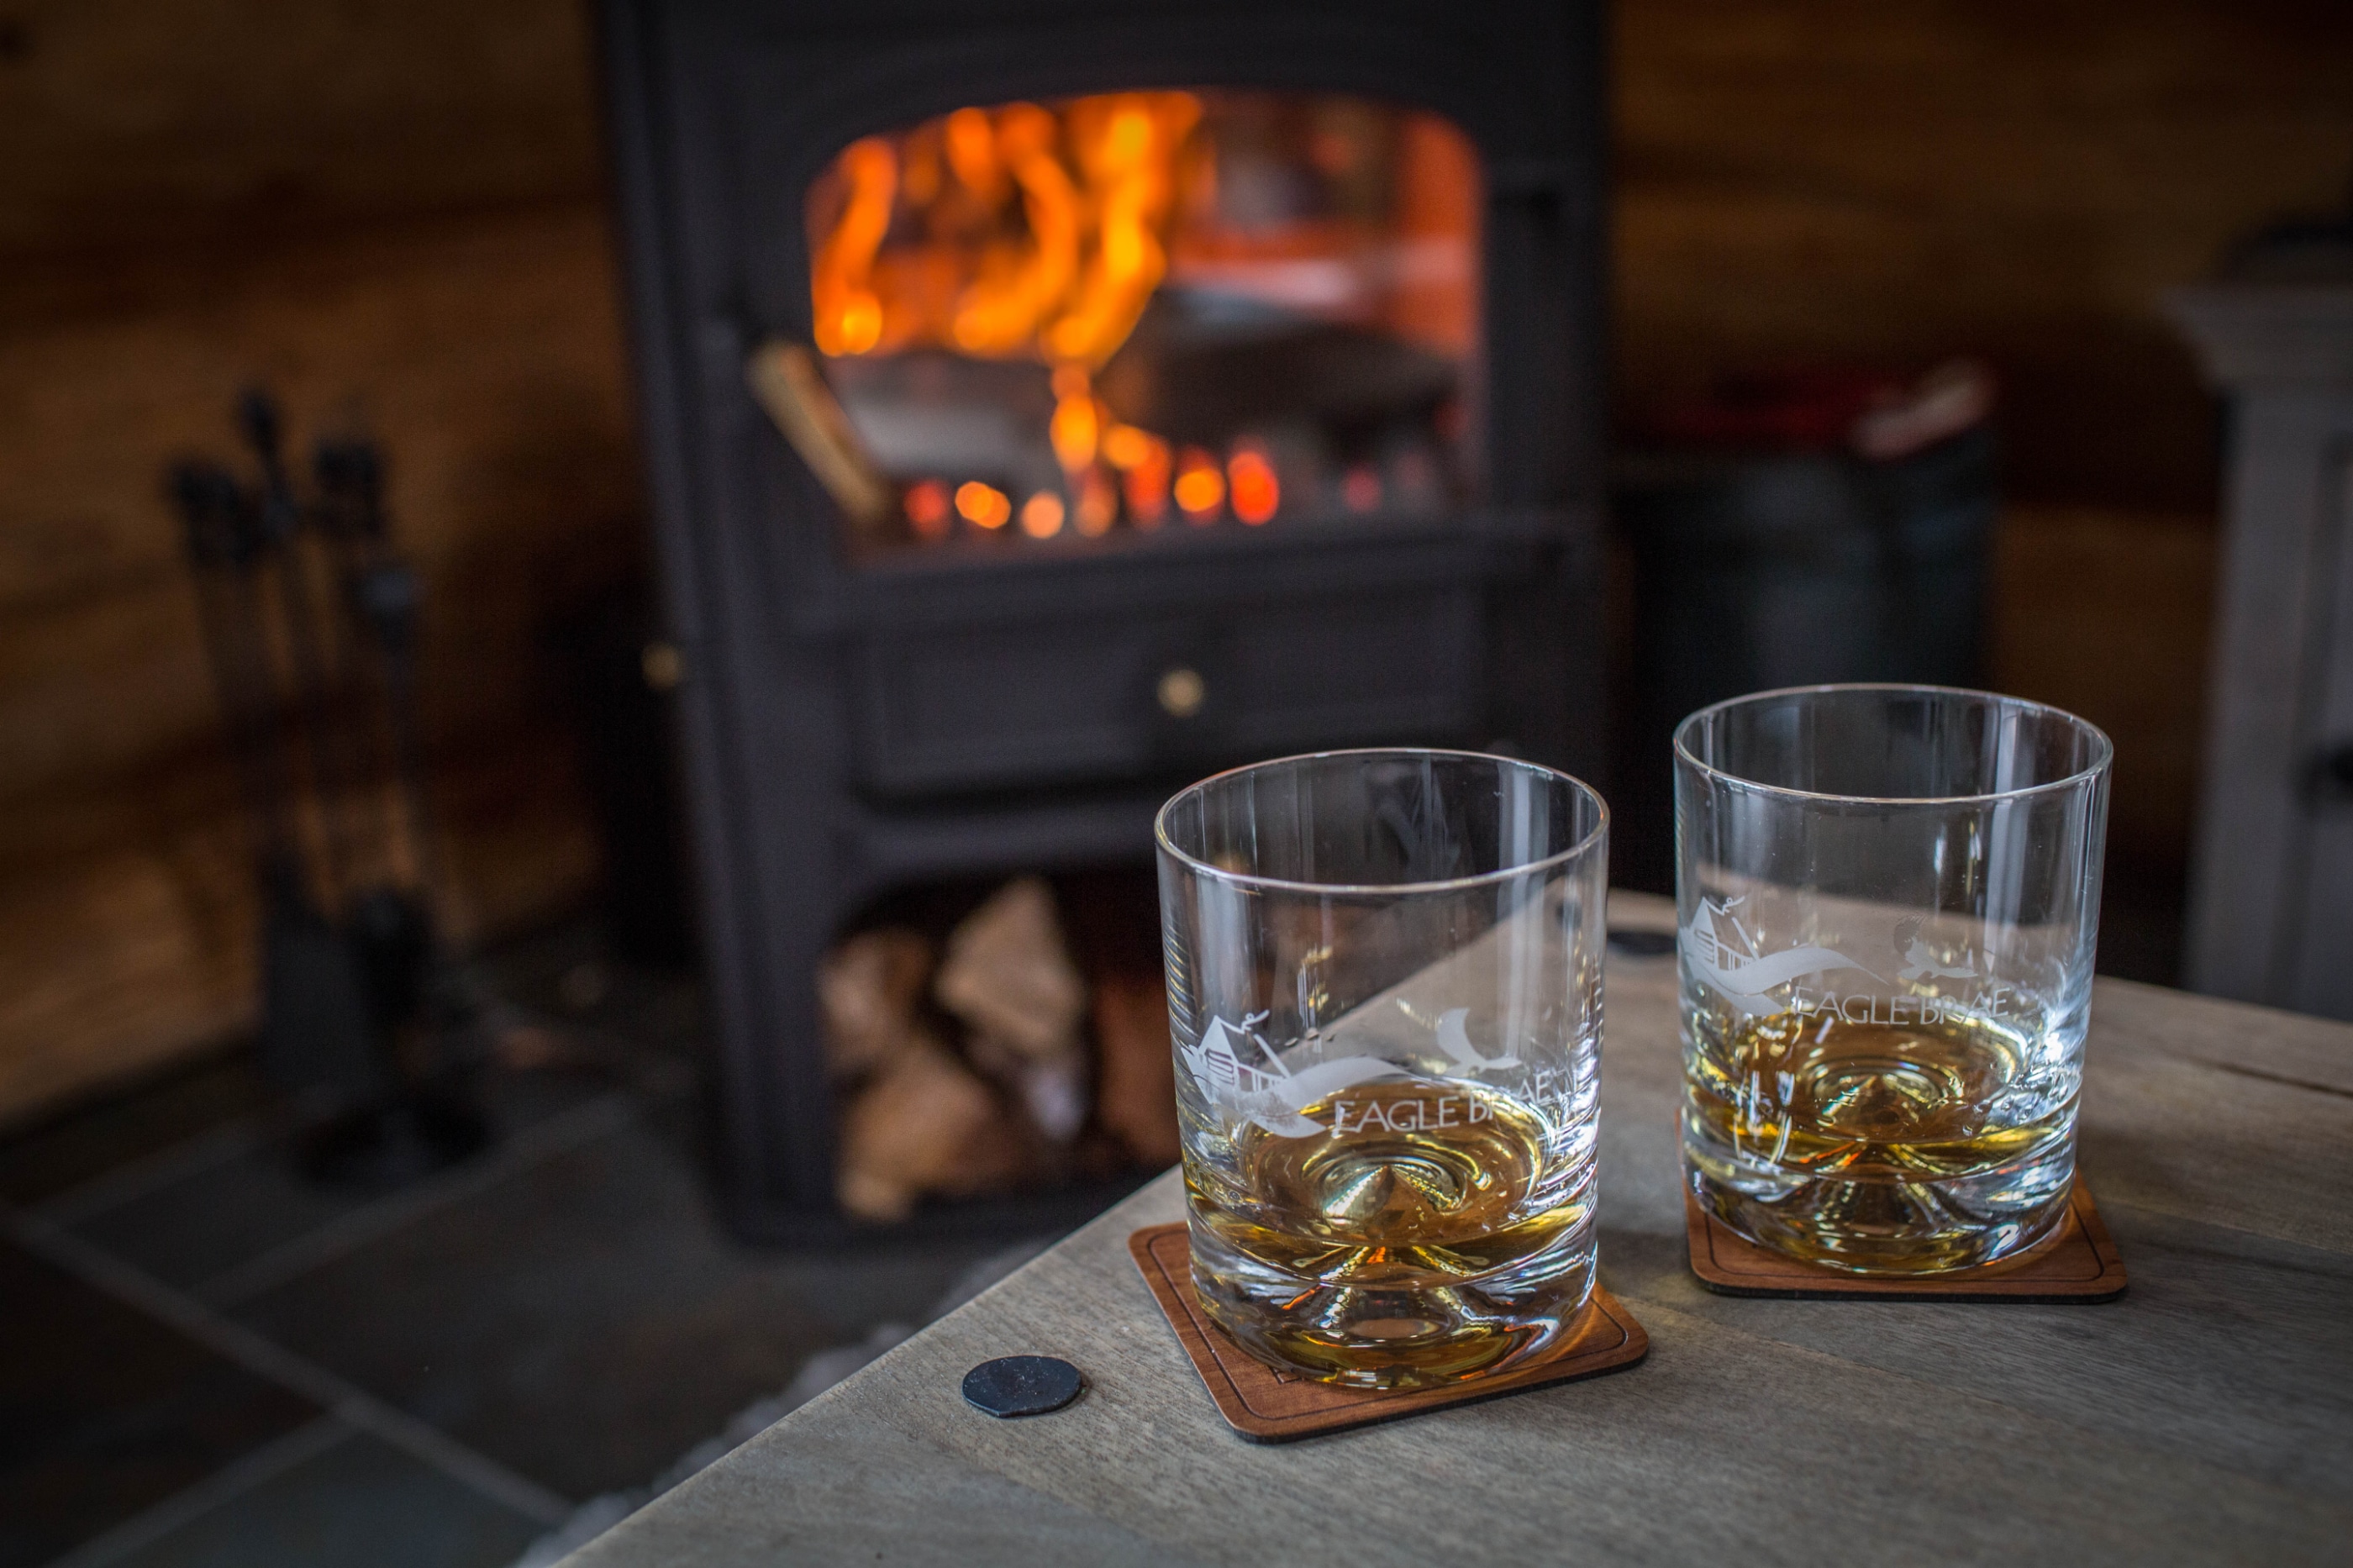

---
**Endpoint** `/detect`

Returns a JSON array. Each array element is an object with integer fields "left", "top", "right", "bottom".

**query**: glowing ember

[
  {"left": 955, "top": 481, "right": 1012, "bottom": 529},
  {"left": 1228, "top": 446, "right": 1279, "bottom": 525},
  {"left": 903, "top": 478, "right": 951, "bottom": 539},
  {"left": 1123, "top": 435, "right": 1171, "bottom": 525},
  {"left": 1076, "top": 468, "right": 1119, "bottom": 535},
  {"left": 1019, "top": 491, "right": 1066, "bottom": 538},
  {"left": 1174, "top": 448, "right": 1224, "bottom": 523}
]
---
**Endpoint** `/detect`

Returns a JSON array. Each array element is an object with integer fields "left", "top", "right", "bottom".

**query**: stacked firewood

[{"left": 820, "top": 877, "right": 1180, "bottom": 1223}]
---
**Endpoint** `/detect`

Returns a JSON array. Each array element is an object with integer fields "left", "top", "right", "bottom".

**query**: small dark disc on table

[{"left": 962, "top": 1355, "right": 1083, "bottom": 1418}]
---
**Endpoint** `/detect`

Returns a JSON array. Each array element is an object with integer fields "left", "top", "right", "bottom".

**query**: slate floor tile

[
  {"left": 66, "top": 1066, "right": 620, "bottom": 1295},
  {"left": 6, "top": 918, "right": 1081, "bottom": 1560},
  {"left": 0, "top": 1240, "right": 318, "bottom": 1568},
  {"left": 0, "top": 1055, "right": 269, "bottom": 1209},
  {"left": 229, "top": 1108, "right": 999, "bottom": 1499},
  {"left": 107, "top": 1429, "right": 541, "bottom": 1568}
]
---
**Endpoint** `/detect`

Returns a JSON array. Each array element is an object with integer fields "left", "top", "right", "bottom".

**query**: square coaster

[
  {"left": 1684, "top": 1179, "right": 2127, "bottom": 1302},
  {"left": 1128, "top": 1223, "right": 1649, "bottom": 1442}
]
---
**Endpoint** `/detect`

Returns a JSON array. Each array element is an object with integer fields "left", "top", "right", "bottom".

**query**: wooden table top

[{"left": 567, "top": 892, "right": 2353, "bottom": 1566}]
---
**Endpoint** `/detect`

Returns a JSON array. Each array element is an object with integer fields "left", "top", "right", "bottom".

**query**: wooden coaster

[
  {"left": 1685, "top": 1179, "right": 2127, "bottom": 1302},
  {"left": 1128, "top": 1223, "right": 1648, "bottom": 1442}
]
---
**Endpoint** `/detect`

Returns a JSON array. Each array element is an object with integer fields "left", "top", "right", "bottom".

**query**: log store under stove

[{"left": 600, "top": 0, "right": 1605, "bottom": 1239}]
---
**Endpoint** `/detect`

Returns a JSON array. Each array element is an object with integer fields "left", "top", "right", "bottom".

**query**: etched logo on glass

[{"left": 1180, "top": 1007, "right": 1523, "bottom": 1139}]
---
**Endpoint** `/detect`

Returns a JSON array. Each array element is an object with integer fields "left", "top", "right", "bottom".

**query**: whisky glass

[
  {"left": 1156, "top": 750, "right": 1608, "bottom": 1388},
  {"left": 1677, "top": 685, "right": 2112, "bottom": 1274}
]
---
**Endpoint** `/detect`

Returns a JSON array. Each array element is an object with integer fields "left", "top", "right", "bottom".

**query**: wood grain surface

[{"left": 563, "top": 892, "right": 2353, "bottom": 1566}]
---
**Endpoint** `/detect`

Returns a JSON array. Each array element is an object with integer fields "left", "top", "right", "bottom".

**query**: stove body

[{"left": 601, "top": 0, "right": 1605, "bottom": 1237}]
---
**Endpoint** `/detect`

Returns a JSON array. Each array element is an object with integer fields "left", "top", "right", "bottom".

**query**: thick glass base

[
  {"left": 1683, "top": 1111, "right": 2077, "bottom": 1276},
  {"left": 1185, "top": 1202, "right": 1596, "bottom": 1389}
]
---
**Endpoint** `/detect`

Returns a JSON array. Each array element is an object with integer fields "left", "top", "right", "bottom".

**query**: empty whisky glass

[
  {"left": 1677, "top": 685, "right": 2112, "bottom": 1274},
  {"left": 1156, "top": 750, "right": 1608, "bottom": 1388}
]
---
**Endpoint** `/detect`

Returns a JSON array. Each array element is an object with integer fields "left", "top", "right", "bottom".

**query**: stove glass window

[{"left": 790, "top": 90, "right": 1482, "bottom": 555}]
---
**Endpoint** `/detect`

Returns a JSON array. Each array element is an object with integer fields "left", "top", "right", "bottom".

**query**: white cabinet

[{"left": 2171, "top": 280, "right": 2353, "bottom": 1018}]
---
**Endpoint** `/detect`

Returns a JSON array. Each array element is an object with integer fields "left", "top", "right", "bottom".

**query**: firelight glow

[
  {"left": 1050, "top": 371, "right": 1100, "bottom": 472},
  {"left": 1228, "top": 447, "right": 1278, "bottom": 524},
  {"left": 810, "top": 138, "right": 894, "bottom": 356},
  {"left": 1101, "top": 424, "right": 1153, "bottom": 471},
  {"left": 810, "top": 92, "right": 1201, "bottom": 370},
  {"left": 1174, "top": 448, "right": 1224, "bottom": 522},
  {"left": 1122, "top": 433, "right": 1171, "bottom": 524},
  {"left": 955, "top": 481, "right": 1012, "bottom": 529},
  {"left": 1076, "top": 468, "right": 1119, "bottom": 535},
  {"left": 903, "top": 479, "right": 951, "bottom": 539},
  {"left": 1019, "top": 492, "right": 1066, "bottom": 537},
  {"left": 805, "top": 89, "right": 1485, "bottom": 548}
]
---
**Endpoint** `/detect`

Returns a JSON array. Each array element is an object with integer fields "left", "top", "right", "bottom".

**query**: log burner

[{"left": 600, "top": 0, "right": 1604, "bottom": 1239}]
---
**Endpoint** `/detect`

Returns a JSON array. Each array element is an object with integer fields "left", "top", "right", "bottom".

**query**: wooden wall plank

[
  {"left": 0, "top": 201, "right": 641, "bottom": 803},
  {"left": 1988, "top": 507, "right": 2218, "bottom": 866},
  {"left": 1615, "top": 0, "right": 2353, "bottom": 511},
  {"left": 0, "top": 201, "right": 637, "bottom": 1124},
  {"left": 0, "top": 731, "right": 601, "bottom": 1127},
  {"left": 0, "top": 0, "right": 599, "bottom": 264}
]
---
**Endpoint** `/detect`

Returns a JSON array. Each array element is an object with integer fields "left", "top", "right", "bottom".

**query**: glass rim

[
  {"left": 1672, "top": 682, "right": 2114, "bottom": 807},
  {"left": 1154, "top": 746, "right": 1609, "bottom": 897}
]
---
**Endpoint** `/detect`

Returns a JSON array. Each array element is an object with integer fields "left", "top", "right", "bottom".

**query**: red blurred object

[{"left": 1635, "top": 360, "right": 1994, "bottom": 460}]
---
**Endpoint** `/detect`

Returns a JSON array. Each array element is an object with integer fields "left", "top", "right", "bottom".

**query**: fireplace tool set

[{"left": 171, "top": 390, "right": 487, "bottom": 1186}]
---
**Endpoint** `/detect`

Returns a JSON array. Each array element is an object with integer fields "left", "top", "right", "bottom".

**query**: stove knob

[{"left": 1156, "top": 666, "right": 1206, "bottom": 719}]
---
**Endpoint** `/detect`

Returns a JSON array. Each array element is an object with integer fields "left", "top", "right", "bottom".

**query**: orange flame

[
  {"left": 808, "top": 92, "right": 1202, "bottom": 370},
  {"left": 1103, "top": 425, "right": 1153, "bottom": 469},
  {"left": 1043, "top": 94, "right": 1201, "bottom": 366},
  {"left": 1049, "top": 366, "right": 1099, "bottom": 472},
  {"left": 812, "top": 138, "right": 895, "bottom": 355},
  {"left": 952, "top": 104, "right": 1082, "bottom": 355}
]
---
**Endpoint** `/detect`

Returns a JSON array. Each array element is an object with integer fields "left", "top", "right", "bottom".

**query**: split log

[
  {"left": 1092, "top": 969, "right": 1180, "bottom": 1167},
  {"left": 934, "top": 877, "right": 1087, "bottom": 1059},
  {"left": 936, "top": 878, "right": 1091, "bottom": 1143},
  {"left": 834, "top": 1042, "right": 1035, "bottom": 1223},
  {"left": 817, "top": 927, "right": 934, "bottom": 1081}
]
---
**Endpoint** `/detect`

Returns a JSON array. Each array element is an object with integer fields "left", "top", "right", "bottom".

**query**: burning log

[{"left": 1092, "top": 969, "right": 1179, "bottom": 1167}]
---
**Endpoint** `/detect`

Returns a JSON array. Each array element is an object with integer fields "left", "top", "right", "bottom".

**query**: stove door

[
  {"left": 854, "top": 582, "right": 1482, "bottom": 797},
  {"left": 783, "top": 88, "right": 1484, "bottom": 562}
]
